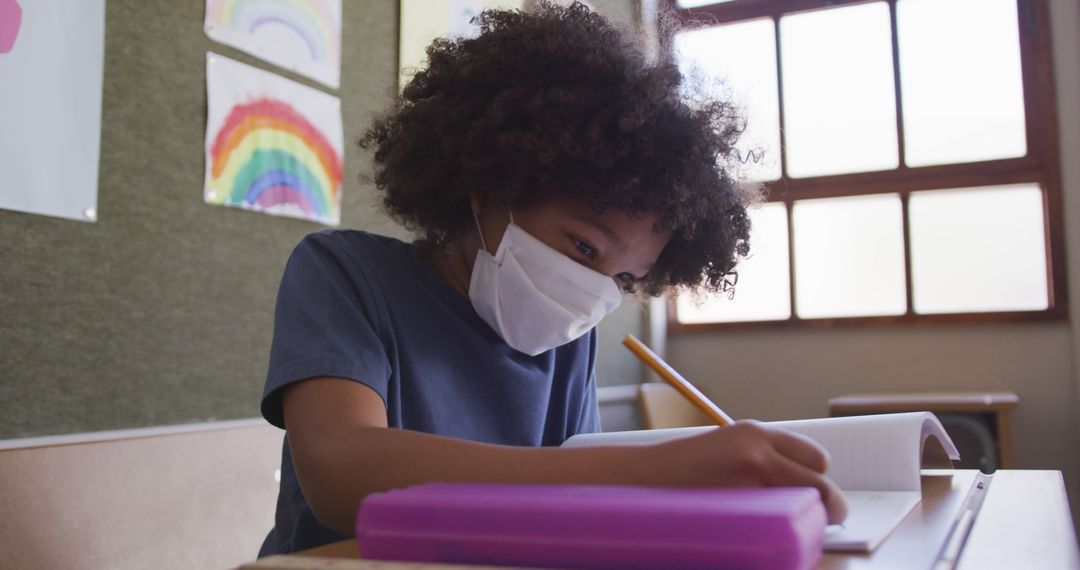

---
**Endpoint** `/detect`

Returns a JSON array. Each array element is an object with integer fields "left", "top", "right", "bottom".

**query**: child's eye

[
  {"left": 571, "top": 237, "right": 596, "bottom": 259},
  {"left": 616, "top": 272, "right": 635, "bottom": 283}
]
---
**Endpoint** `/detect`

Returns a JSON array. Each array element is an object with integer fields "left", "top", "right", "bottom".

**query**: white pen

[{"left": 932, "top": 473, "right": 993, "bottom": 570}]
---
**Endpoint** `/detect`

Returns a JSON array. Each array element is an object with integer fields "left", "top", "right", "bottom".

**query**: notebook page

[
  {"left": 824, "top": 491, "right": 921, "bottom": 551},
  {"left": 561, "top": 426, "right": 715, "bottom": 448},
  {"left": 771, "top": 412, "right": 958, "bottom": 492},
  {"left": 770, "top": 413, "right": 924, "bottom": 492},
  {"left": 563, "top": 412, "right": 958, "bottom": 492}
]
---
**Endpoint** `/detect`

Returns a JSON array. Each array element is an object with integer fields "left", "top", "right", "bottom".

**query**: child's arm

[{"left": 283, "top": 377, "right": 848, "bottom": 534}]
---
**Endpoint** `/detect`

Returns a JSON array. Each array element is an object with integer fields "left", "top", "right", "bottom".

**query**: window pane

[
  {"left": 675, "top": 19, "right": 781, "bottom": 181},
  {"left": 676, "top": 202, "right": 791, "bottom": 323},
  {"left": 780, "top": 3, "right": 899, "bottom": 177},
  {"left": 909, "top": 184, "right": 1047, "bottom": 313},
  {"left": 898, "top": 0, "right": 1027, "bottom": 166},
  {"left": 793, "top": 194, "right": 907, "bottom": 318}
]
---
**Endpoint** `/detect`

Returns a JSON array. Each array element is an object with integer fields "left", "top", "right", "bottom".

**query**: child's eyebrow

[{"left": 571, "top": 214, "right": 622, "bottom": 246}]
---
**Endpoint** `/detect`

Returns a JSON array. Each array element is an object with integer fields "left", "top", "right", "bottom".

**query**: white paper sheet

[
  {"left": 564, "top": 412, "right": 959, "bottom": 493},
  {"left": 771, "top": 412, "right": 959, "bottom": 492},
  {"left": 0, "top": 0, "right": 105, "bottom": 222},
  {"left": 204, "top": 0, "right": 342, "bottom": 89},
  {"left": 825, "top": 491, "right": 921, "bottom": 551}
]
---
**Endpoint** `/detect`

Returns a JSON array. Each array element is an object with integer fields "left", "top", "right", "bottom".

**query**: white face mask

[{"left": 469, "top": 211, "right": 623, "bottom": 356}]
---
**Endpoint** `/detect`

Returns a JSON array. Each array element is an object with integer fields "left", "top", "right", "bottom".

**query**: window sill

[{"left": 669, "top": 306, "right": 1069, "bottom": 334}]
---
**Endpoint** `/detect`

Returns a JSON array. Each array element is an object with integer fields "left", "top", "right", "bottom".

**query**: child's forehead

[
  {"left": 527, "top": 196, "right": 653, "bottom": 220},
  {"left": 524, "top": 198, "right": 669, "bottom": 240}
]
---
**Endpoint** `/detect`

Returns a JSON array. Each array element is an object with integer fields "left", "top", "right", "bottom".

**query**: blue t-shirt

[{"left": 258, "top": 230, "right": 601, "bottom": 556}]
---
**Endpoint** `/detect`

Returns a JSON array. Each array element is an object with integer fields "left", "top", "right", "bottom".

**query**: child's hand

[{"left": 643, "top": 421, "right": 848, "bottom": 524}]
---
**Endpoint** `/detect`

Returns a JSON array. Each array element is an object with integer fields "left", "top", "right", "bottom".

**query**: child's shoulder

[
  {"left": 297, "top": 229, "right": 412, "bottom": 262},
  {"left": 286, "top": 230, "right": 420, "bottom": 289}
]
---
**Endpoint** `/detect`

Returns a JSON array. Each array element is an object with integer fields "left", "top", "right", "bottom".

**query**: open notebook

[{"left": 562, "top": 411, "right": 961, "bottom": 552}]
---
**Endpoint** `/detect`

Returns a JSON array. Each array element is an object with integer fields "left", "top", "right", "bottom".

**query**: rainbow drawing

[
  {"left": 207, "top": 98, "right": 342, "bottom": 223},
  {"left": 205, "top": 54, "right": 344, "bottom": 225},
  {"left": 205, "top": 0, "right": 341, "bottom": 88}
]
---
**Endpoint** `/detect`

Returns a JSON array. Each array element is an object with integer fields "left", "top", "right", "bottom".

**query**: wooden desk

[
  {"left": 248, "top": 470, "right": 1078, "bottom": 570},
  {"left": 822, "top": 470, "right": 1077, "bottom": 569}
]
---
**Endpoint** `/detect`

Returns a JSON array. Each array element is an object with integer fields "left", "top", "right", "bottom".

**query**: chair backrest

[
  {"left": 0, "top": 419, "right": 282, "bottom": 570},
  {"left": 637, "top": 383, "right": 715, "bottom": 429}
]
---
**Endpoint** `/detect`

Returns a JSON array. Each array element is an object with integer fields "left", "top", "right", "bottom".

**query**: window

[{"left": 668, "top": 0, "right": 1065, "bottom": 329}]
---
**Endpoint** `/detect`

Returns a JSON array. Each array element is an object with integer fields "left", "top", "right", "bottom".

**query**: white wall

[
  {"left": 1054, "top": 0, "right": 1080, "bottom": 524},
  {"left": 666, "top": 0, "right": 1080, "bottom": 522},
  {"left": 1053, "top": 0, "right": 1080, "bottom": 433}
]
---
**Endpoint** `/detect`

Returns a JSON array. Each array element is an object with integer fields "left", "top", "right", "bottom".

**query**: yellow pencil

[{"left": 622, "top": 334, "right": 735, "bottom": 427}]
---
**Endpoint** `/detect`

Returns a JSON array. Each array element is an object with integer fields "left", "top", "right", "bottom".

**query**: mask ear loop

[
  {"left": 473, "top": 209, "right": 516, "bottom": 253},
  {"left": 472, "top": 210, "right": 489, "bottom": 252}
]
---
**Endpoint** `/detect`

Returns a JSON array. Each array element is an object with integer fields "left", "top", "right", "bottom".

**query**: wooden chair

[
  {"left": 0, "top": 419, "right": 283, "bottom": 569},
  {"left": 637, "top": 382, "right": 714, "bottom": 429}
]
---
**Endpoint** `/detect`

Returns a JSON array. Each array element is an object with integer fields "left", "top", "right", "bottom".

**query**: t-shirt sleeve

[
  {"left": 573, "top": 330, "right": 602, "bottom": 435},
  {"left": 261, "top": 232, "right": 392, "bottom": 429}
]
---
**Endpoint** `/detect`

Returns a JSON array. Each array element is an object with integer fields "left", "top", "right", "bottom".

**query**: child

[{"left": 258, "top": 2, "right": 846, "bottom": 556}]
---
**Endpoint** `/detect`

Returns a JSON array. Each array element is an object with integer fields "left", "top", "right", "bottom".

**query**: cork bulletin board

[{"left": 0, "top": 0, "right": 641, "bottom": 439}]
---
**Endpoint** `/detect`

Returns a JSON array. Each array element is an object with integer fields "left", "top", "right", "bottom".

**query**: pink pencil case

[{"left": 356, "top": 483, "right": 826, "bottom": 570}]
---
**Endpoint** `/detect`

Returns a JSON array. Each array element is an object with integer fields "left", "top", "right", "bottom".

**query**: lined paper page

[
  {"left": 824, "top": 491, "right": 921, "bottom": 551},
  {"left": 772, "top": 414, "right": 927, "bottom": 491},
  {"left": 563, "top": 412, "right": 958, "bottom": 492},
  {"left": 562, "top": 426, "right": 715, "bottom": 448},
  {"left": 772, "top": 412, "right": 958, "bottom": 491}
]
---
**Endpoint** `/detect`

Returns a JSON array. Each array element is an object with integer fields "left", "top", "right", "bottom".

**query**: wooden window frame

[{"left": 664, "top": 0, "right": 1067, "bottom": 332}]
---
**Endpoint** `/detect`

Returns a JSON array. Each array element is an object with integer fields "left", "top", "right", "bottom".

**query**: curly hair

[{"left": 360, "top": 1, "right": 754, "bottom": 296}]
